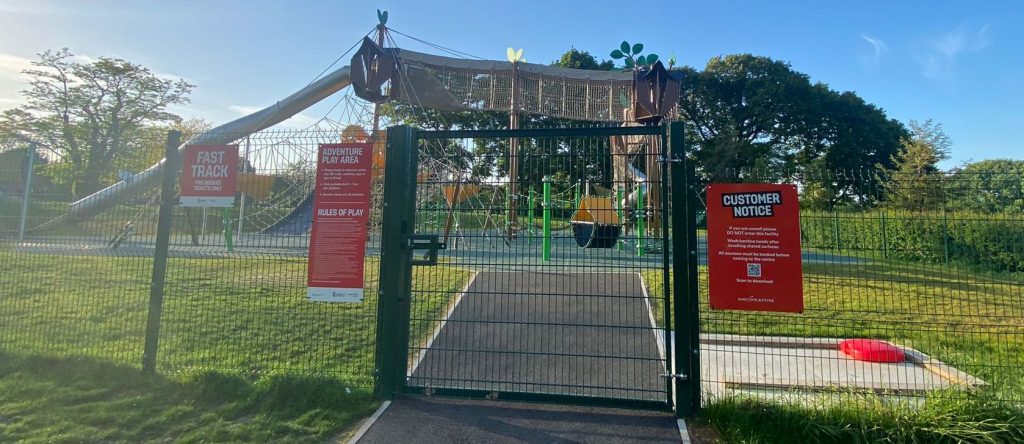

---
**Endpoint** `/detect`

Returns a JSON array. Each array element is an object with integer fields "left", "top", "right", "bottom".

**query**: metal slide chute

[{"left": 68, "top": 66, "right": 353, "bottom": 219}]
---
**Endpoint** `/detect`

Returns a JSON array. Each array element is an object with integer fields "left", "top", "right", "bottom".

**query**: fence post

[
  {"left": 17, "top": 142, "right": 36, "bottom": 241},
  {"left": 942, "top": 210, "right": 950, "bottom": 266},
  {"left": 142, "top": 130, "right": 181, "bottom": 374},
  {"left": 374, "top": 125, "right": 417, "bottom": 399},
  {"left": 669, "top": 120, "right": 700, "bottom": 417},
  {"left": 833, "top": 211, "right": 841, "bottom": 251},
  {"left": 880, "top": 211, "right": 888, "bottom": 260}
]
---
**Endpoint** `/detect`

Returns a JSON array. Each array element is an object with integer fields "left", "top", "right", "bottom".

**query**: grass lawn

[
  {"left": 642, "top": 258, "right": 1024, "bottom": 442},
  {"left": 0, "top": 249, "right": 471, "bottom": 442}
]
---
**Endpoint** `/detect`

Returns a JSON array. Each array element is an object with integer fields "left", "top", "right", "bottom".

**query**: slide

[
  {"left": 262, "top": 191, "right": 315, "bottom": 235},
  {"left": 68, "top": 66, "right": 353, "bottom": 220}
]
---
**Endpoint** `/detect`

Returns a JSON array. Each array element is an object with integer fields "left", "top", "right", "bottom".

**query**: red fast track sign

[
  {"left": 706, "top": 183, "right": 803, "bottom": 313},
  {"left": 179, "top": 145, "right": 239, "bottom": 207},
  {"left": 307, "top": 142, "right": 374, "bottom": 303}
]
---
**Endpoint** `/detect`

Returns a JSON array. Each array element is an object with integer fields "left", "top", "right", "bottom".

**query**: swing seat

[{"left": 570, "top": 196, "right": 621, "bottom": 248}]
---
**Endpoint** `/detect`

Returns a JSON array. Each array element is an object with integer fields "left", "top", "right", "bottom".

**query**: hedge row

[{"left": 801, "top": 211, "right": 1024, "bottom": 272}]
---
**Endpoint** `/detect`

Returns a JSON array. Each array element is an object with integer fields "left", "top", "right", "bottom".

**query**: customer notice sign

[{"left": 705, "top": 183, "right": 803, "bottom": 313}]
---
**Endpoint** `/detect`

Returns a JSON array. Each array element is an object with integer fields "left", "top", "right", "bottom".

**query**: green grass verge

[
  {"left": 0, "top": 353, "right": 379, "bottom": 443},
  {"left": 0, "top": 249, "right": 471, "bottom": 442},
  {"left": 701, "top": 393, "right": 1024, "bottom": 443}
]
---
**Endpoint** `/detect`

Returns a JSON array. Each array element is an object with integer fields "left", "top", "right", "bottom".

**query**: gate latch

[
  {"left": 410, "top": 234, "right": 446, "bottom": 266},
  {"left": 658, "top": 155, "right": 684, "bottom": 164},
  {"left": 663, "top": 372, "right": 689, "bottom": 381}
]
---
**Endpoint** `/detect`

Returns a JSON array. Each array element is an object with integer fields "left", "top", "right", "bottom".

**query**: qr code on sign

[{"left": 747, "top": 263, "right": 762, "bottom": 278}]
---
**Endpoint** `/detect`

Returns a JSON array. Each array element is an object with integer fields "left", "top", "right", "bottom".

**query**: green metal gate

[{"left": 375, "top": 123, "right": 699, "bottom": 414}]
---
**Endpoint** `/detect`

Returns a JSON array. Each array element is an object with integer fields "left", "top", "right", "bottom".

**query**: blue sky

[{"left": 0, "top": 0, "right": 1021, "bottom": 166}]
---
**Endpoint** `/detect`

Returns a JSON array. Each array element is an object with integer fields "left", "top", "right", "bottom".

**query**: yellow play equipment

[{"left": 571, "top": 196, "right": 622, "bottom": 248}]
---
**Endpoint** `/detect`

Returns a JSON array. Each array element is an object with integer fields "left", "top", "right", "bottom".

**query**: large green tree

[
  {"left": 676, "top": 54, "right": 908, "bottom": 207},
  {"left": 0, "top": 49, "right": 193, "bottom": 197}
]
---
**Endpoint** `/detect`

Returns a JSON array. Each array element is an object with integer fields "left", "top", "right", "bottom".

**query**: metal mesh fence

[
  {"left": 694, "top": 168, "right": 1024, "bottom": 408},
  {"left": 2, "top": 123, "right": 1023, "bottom": 414},
  {"left": 0, "top": 127, "right": 385, "bottom": 390}
]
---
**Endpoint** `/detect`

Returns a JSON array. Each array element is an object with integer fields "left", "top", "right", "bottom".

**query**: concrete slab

[{"left": 693, "top": 334, "right": 984, "bottom": 399}]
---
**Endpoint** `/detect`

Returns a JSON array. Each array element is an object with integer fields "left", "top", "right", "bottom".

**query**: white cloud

[
  {"left": 0, "top": 53, "right": 35, "bottom": 81},
  {"left": 919, "top": 23, "right": 991, "bottom": 80},
  {"left": 859, "top": 34, "right": 890, "bottom": 71},
  {"left": 228, "top": 105, "right": 261, "bottom": 115}
]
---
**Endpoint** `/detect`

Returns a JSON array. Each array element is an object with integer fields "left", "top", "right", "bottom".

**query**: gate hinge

[{"left": 663, "top": 372, "right": 688, "bottom": 381}]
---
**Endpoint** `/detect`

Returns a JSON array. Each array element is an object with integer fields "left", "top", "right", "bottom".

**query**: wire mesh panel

[
  {"left": 151, "top": 128, "right": 383, "bottom": 389},
  {"left": 0, "top": 144, "right": 159, "bottom": 366},
  {"left": 402, "top": 126, "right": 672, "bottom": 407},
  {"left": 0, "top": 125, "right": 388, "bottom": 393},
  {"left": 694, "top": 168, "right": 1024, "bottom": 409}
]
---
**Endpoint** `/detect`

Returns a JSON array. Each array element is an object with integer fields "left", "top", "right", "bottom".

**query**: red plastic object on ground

[{"left": 840, "top": 339, "right": 906, "bottom": 363}]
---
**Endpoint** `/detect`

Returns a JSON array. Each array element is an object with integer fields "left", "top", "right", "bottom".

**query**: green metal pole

[
  {"left": 375, "top": 125, "right": 418, "bottom": 399},
  {"left": 880, "top": 211, "right": 888, "bottom": 259},
  {"left": 574, "top": 181, "right": 581, "bottom": 208},
  {"left": 616, "top": 187, "right": 624, "bottom": 251},
  {"left": 636, "top": 185, "right": 645, "bottom": 257},
  {"left": 142, "top": 130, "right": 181, "bottom": 374},
  {"left": 543, "top": 177, "right": 552, "bottom": 261},
  {"left": 833, "top": 211, "right": 841, "bottom": 251},
  {"left": 222, "top": 208, "right": 234, "bottom": 252},
  {"left": 668, "top": 120, "right": 700, "bottom": 417},
  {"left": 943, "top": 210, "right": 950, "bottom": 266},
  {"left": 528, "top": 188, "right": 535, "bottom": 246}
]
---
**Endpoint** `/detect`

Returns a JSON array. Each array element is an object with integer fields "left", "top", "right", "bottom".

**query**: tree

[
  {"left": 119, "top": 118, "right": 212, "bottom": 177},
  {"left": 947, "top": 159, "right": 1024, "bottom": 213},
  {"left": 880, "top": 119, "right": 951, "bottom": 210},
  {"left": 676, "top": 54, "right": 908, "bottom": 206},
  {"left": 0, "top": 49, "right": 193, "bottom": 197},
  {"left": 553, "top": 49, "right": 615, "bottom": 71}
]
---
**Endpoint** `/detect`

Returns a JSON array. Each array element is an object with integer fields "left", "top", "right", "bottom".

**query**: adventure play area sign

[
  {"left": 179, "top": 145, "right": 239, "bottom": 207},
  {"left": 706, "top": 183, "right": 804, "bottom": 313},
  {"left": 307, "top": 142, "right": 374, "bottom": 303}
]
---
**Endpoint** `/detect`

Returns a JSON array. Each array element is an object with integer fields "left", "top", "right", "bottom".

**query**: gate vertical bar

[
  {"left": 659, "top": 128, "right": 674, "bottom": 407},
  {"left": 142, "top": 130, "right": 181, "bottom": 373},
  {"left": 375, "top": 125, "right": 418, "bottom": 398},
  {"left": 668, "top": 121, "right": 700, "bottom": 416}
]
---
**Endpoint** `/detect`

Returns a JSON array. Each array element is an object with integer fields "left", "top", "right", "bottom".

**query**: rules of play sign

[
  {"left": 706, "top": 183, "right": 803, "bottom": 313},
  {"left": 307, "top": 142, "right": 374, "bottom": 303},
  {"left": 179, "top": 145, "right": 238, "bottom": 207}
]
